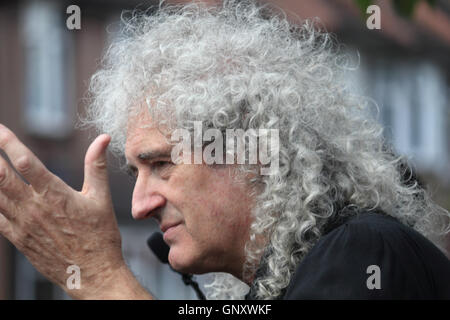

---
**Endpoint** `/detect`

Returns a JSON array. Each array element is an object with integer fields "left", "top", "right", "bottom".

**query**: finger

[
  {"left": 0, "top": 153, "right": 30, "bottom": 203},
  {"left": 0, "top": 212, "right": 14, "bottom": 241},
  {"left": 82, "top": 134, "right": 112, "bottom": 198},
  {"left": 0, "top": 124, "right": 58, "bottom": 194},
  {"left": 0, "top": 187, "right": 16, "bottom": 220}
]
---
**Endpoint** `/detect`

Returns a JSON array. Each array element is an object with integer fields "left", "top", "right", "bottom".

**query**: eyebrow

[
  {"left": 125, "top": 148, "right": 172, "bottom": 174},
  {"left": 137, "top": 149, "right": 172, "bottom": 161}
]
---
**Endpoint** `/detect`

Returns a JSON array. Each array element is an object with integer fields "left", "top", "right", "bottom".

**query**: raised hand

[{"left": 0, "top": 124, "right": 150, "bottom": 299}]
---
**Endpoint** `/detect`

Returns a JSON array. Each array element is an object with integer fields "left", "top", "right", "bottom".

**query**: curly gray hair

[{"left": 81, "top": 0, "right": 450, "bottom": 299}]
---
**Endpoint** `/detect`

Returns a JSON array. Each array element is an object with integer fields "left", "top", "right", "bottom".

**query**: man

[{"left": 0, "top": 1, "right": 449, "bottom": 299}]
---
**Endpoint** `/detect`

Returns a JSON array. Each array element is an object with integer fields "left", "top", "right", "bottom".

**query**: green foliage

[
  {"left": 392, "top": 0, "right": 419, "bottom": 17},
  {"left": 355, "top": 0, "right": 373, "bottom": 13},
  {"left": 355, "top": 0, "right": 437, "bottom": 18}
]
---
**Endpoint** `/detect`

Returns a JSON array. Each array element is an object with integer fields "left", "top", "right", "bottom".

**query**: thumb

[{"left": 82, "top": 134, "right": 112, "bottom": 198}]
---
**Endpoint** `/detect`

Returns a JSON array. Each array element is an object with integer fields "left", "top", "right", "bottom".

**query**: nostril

[
  {"left": 148, "top": 194, "right": 166, "bottom": 211},
  {"left": 132, "top": 194, "right": 166, "bottom": 220},
  {"left": 131, "top": 204, "right": 147, "bottom": 220}
]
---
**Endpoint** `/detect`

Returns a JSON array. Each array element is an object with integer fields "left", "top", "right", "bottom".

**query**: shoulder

[{"left": 283, "top": 212, "right": 450, "bottom": 299}]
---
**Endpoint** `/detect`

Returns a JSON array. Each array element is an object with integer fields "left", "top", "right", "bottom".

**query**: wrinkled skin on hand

[{"left": 0, "top": 124, "right": 126, "bottom": 298}]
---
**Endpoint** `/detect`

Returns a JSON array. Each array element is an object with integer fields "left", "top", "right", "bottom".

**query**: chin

[
  {"left": 168, "top": 244, "right": 194, "bottom": 273},
  {"left": 168, "top": 244, "right": 208, "bottom": 275}
]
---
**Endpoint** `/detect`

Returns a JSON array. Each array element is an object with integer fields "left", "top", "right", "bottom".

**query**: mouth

[
  {"left": 162, "top": 223, "right": 182, "bottom": 243},
  {"left": 161, "top": 222, "right": 182, "bottom": 234}
]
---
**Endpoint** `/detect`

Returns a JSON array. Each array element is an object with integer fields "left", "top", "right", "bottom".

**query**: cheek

[
  {"left": 170, "top": 166, "right": 253, "bottom": 244},
  {"left": 188, "top": 188, "right": 252, "bottom": 246}
]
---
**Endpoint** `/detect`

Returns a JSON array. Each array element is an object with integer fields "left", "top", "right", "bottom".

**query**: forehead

[{"left": 125, "top": 111, "right": 172, "bottom": 159}]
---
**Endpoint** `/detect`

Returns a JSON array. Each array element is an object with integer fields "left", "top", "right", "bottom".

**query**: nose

[{"left": 131, "top": 175, "right": 166, "bottom": 220}]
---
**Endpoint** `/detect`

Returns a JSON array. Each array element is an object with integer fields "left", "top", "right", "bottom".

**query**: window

[
  {"left": 357, "top": 57, "right": 448, "bottom": 173},
  {"left": 21, "top": 0, "right": 74, "bottom": 138}
]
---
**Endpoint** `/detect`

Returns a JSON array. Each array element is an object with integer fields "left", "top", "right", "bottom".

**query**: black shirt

[{"left": 247, "top": 212, "right": 450, "bottom": 299}]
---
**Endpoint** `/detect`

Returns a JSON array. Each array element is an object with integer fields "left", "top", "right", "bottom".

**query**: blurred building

[{"left": 0, "top": 0, "right": 449, "bottom": 299}]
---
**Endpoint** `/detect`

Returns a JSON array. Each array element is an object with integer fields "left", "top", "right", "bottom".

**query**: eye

[
  {"left": 152, "top": 161, "right": 172, "bottom": 170},
  {"left": 154, "top": 161, "right": 168, "bottom": 167},
  {"left": 152, "top": 160, "right": 174, "bottom": 178}
]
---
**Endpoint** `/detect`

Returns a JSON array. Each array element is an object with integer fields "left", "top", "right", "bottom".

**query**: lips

[{"left": 161, "top": 222, "right": 181, "bottom": 233}]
